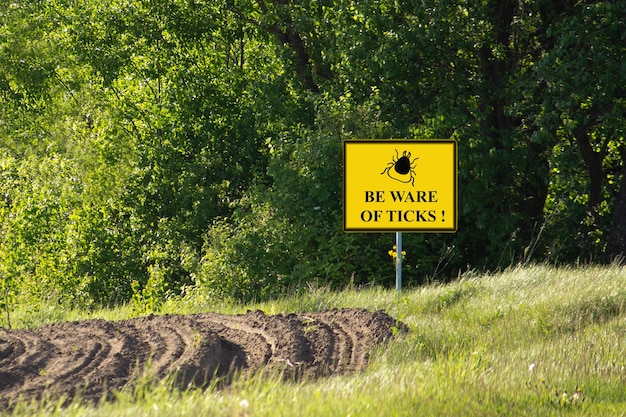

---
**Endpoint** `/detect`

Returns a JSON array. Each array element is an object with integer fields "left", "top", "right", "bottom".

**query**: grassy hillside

[{"left": 6, "top": 265, "right": 626, "bottom": 416}]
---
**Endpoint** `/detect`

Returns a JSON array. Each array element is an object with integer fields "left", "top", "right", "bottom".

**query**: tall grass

[{"left": 5, "top": 264, "right": 626, "bottom": 416}]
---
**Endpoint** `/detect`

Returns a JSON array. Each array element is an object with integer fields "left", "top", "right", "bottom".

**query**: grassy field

[{"left": 5, "top": 264, "right": 626, "bottom": 416}]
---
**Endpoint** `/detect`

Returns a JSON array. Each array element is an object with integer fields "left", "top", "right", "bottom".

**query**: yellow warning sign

[{"left": 343, "top": 140, "right": 457, "bottom": 232}]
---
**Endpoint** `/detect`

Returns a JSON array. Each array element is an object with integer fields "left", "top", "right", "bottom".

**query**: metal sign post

[{"left": 396, "top": 232, "right": 402, "bottom": 291}]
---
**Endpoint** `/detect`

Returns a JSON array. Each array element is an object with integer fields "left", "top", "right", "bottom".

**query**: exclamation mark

[{"left": 441, "top": 210, "right": 445, "bottom": 222}]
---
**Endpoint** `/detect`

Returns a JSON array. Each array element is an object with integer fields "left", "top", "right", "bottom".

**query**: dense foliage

[{"left": 1, "top": 0, "right": 625, "bottom": 312}]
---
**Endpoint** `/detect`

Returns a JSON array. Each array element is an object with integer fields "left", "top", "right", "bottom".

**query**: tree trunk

[
  {"left": 576, "top": 125, "right": 605, "bottom": 212},
  {"left": 478, "top": 0, "right": 551, "bottom": 244},
  {"left": 606, "top": 161, "right": 626, "bottom": 262},
  {"left": 257, "top": 0, "right": 319, "bottom": 93}
]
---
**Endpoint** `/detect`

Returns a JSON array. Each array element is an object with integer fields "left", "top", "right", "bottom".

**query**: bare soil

[{"left": 0, "top": 308, "right": 405, "bottom": 409}]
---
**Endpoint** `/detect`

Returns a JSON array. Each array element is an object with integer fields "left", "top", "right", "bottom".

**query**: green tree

[
  {"left": 1, "top": 0, "right": 624, "bottom": 308},
  {"left": 538, "top": 1, "right": 625, "bottom": 261}
]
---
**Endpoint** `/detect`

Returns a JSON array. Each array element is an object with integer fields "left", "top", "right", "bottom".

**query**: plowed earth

[{"left": 0, "top": 308, "right": 405, "bottom": 409}]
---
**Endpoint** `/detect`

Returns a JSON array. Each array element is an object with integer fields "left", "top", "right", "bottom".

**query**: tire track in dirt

[{"left": 0, "top": 308, "right": 405, "bottom": 409}]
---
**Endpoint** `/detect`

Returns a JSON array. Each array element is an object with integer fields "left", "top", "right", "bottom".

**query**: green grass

[{"left": 5, "top": 264, "right": 626, "bottom": 416}]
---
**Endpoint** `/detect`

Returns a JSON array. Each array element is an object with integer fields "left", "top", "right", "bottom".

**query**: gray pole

[{"left": 396, "top": 232, "right": 402, "bottom": 291}]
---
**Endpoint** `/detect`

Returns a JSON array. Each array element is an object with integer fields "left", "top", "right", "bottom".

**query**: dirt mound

[{"left": 0, "top": 308, "right": 405, "bottom": 409}]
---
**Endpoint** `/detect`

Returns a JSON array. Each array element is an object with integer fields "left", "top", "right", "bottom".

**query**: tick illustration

[{"left": 381, "top": 149, "right": 418, "bottom": 186}]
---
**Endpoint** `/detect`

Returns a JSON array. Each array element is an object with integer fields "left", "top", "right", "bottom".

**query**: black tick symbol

[{"left": 381, "top": 150, "right": 418, "bottom": 186}]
